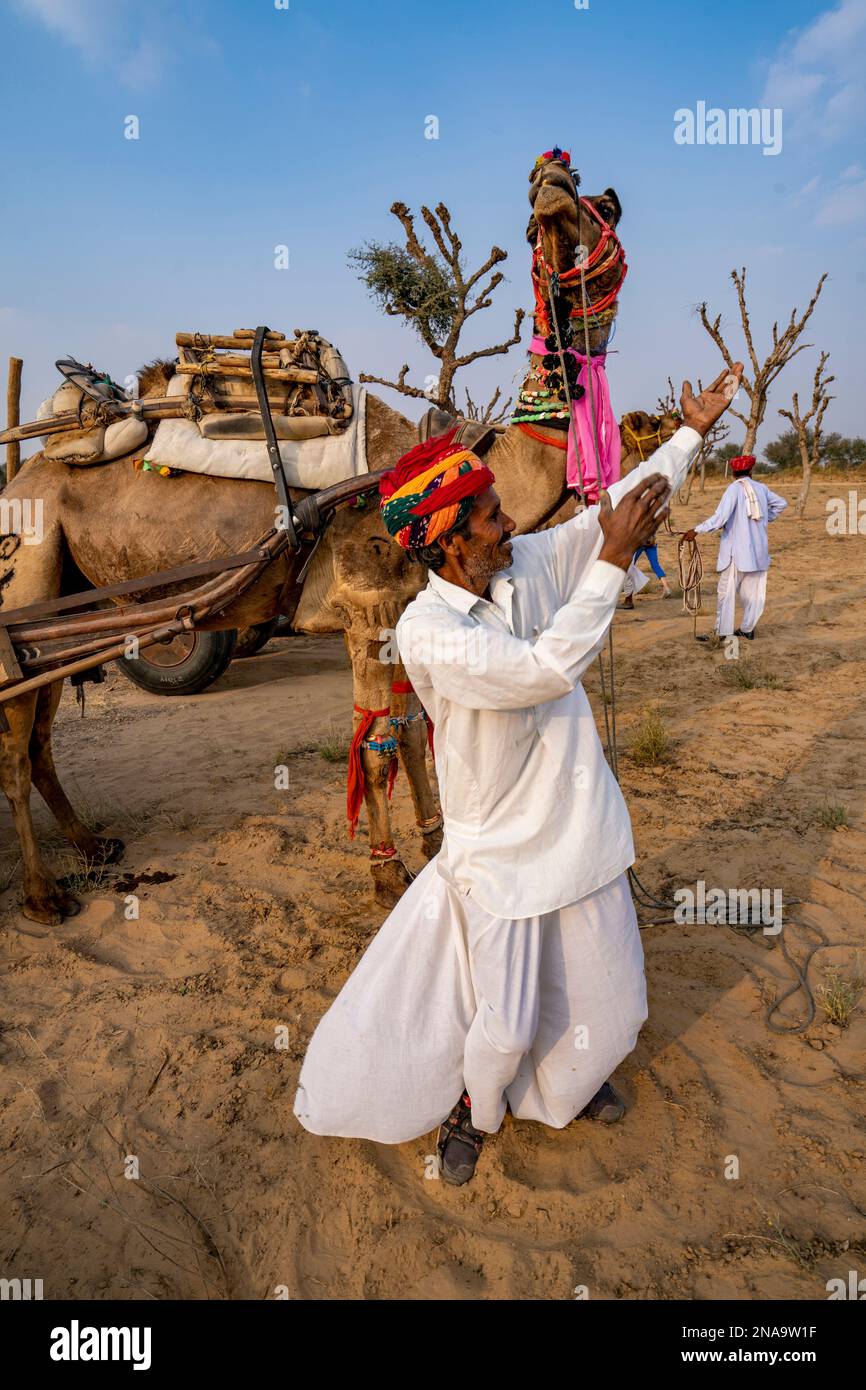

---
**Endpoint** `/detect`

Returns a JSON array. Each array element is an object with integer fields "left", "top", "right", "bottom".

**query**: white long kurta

[
  {"left": 293, "top": 427, "right": 703, "bottom": 1144},
  {"left": 695, "top": 476, "right": 787, "bottom": 636},
  {"left": 293, "top": 860, "right": 647, "bottom": 1142},
  {"left": 695, "top": 476, "right": 787, "bottom": 572}
]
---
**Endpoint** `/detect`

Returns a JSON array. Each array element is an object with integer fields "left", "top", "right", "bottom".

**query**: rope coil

[{"left": 676, "top": 533, "right": 703, "bottom": 624}]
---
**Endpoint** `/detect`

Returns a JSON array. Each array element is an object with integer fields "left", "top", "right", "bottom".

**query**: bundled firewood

[
  {"left": 175, "top": 328, "right": 353, "bottom": 419},
  {"left": 0, "top": 328, "right": 355, "bottom": 454}
]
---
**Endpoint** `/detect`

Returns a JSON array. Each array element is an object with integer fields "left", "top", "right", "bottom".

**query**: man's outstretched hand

[
  {"left": 680, "top": 363, "right": 744, "bottom": 437},
  {"left": 598, "top": 472, "right": 671, "bottom": 572}
]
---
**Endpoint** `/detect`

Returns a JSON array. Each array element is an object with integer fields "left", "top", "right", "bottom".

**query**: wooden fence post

[{"left": 6, "top": 356, "right": 22, "bottom": 484}]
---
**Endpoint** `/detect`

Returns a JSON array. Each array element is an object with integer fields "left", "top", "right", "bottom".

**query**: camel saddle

[
  {"left": 32, "top": 330, "right": 357, "bottom": 467},
  {"left": 417, "top": 406, "right": 499, "bottom": 457},
  {"left": 36, "top": 359, "right": 150, "bottom": 466},
  {"left": 174, "top": 328, "right": 355, "bottom": 444}
]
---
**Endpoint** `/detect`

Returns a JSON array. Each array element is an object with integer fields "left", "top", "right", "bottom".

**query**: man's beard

[{"left": 463, "top": 538, "right": 513, "bottom": 590}]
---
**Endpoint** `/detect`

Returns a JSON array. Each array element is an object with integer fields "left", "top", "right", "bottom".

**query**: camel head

[
  {"left": 620, "top": 409, "right": 682, "bottom": 474},
  {"left": 526, "top": 149, "right": 624, "bottom": 353}
]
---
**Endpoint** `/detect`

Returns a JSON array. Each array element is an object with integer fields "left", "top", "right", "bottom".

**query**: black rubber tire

[
  {"left": 113, "top": 629, "right": 238, "bottom": 696},
  {"left": 233, "top": 618, "right": 279, "bottom": 659}
]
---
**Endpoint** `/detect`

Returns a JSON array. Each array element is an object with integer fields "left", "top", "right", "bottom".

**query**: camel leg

[
  {"left": 0, "top": 693, "right": 81, "bottom": 925},
  {"left": 352, "top": 712, "right": 414, "bottom": 909},
  {"left": 29, "top": 682, "right": 125, "bottom": 866},
  {"left": 341, "top": 623, "right": 415, "bottom": 909},
  {"left": 394, "top": 713, "right": 443, "bottom": 862}
]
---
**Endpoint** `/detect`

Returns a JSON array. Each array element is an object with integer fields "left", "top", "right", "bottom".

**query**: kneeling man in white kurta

[{"left": 293, "top": 364, "right": 742, "bottom": 1184}]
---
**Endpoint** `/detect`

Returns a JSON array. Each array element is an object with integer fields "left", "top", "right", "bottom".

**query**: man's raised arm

[
  {"left": 535, "top": 364, "right": 744, "bottom": 604},
  {"left": 608, "top": 366, "right": 743, "bottom": 505},
  {"left": 400, "top": 475, "right": 672, "bottom": 712}
]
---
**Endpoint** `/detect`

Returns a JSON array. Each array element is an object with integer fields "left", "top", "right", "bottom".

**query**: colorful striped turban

[{"left": 378, "top": 428, "right": 495, "bottom": 551}]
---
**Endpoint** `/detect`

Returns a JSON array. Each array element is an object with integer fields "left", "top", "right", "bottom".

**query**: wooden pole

[
  {"left": 6, "top": 357, "right": 22, "bottom": 484},
  {"left": 175, "top": 361, "right": 317, "bottom": 384},
  {"left": 176, "top": 332, "right": 286, "bottom": 351}
]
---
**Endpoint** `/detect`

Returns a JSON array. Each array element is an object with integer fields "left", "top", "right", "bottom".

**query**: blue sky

[{"left": 1, "top": 0, "right": 864, "bottom": 452}]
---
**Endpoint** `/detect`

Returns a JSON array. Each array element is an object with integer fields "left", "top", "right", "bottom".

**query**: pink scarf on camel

[{"left": 529, "top": 334, "right": 621, "bottom": 501}]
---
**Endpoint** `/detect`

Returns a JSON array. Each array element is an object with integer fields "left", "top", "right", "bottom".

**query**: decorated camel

[
  {"left": 620, "top": 409, "right": 682, "bottom": 474},
  {"left": 1, "top": 152, "right": 628, "bottom": 924}
]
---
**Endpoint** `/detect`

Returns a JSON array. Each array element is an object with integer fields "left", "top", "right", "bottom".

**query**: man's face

[{"left": 455, "top": 487, "right": 516, "bottom": 588}]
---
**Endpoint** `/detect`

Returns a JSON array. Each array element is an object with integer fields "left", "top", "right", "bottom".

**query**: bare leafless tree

[
  {"left": 778, "top": 351, "right": 835, "bottom": 518},
  {"left": 350, "top": 201, "right": 524, "bottom": 413},
  {"left": 463, "top": 385, "right": 513, "bottom": 424},
  {"left": 698, "top": 267, "right": 827, "bottom": 453},
  {"left": 656, "top": 376, "right": 677, "bottom": 416}
]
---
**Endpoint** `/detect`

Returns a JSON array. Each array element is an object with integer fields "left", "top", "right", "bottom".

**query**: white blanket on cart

[{"left": 144, "top": 385, "right": 368, "bottom": 489}]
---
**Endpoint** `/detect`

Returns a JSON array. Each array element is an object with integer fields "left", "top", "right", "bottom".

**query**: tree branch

[
  {"left": 358, "top": 364, "right": 430, "bottom": 400},
  {"left": 731, "top": 267, "right": 760, "bottom": 379},
  {"left": 389, "top": 202, "right": 427, "bottom": 264},
  {"left": 453, "top": 307, "right": 525, "bottom": 367},
  {"left": 464, "top": 247, "right": 508, "bottom": 298},
  {"left": 464, "top": 384, "right": 513, "bottom": 424},
  {"left": 465, "top": 271, "right": 505, "bottom": 318},
  {"left": 697, "top": 301, "right": 754, "bottom": 400}
]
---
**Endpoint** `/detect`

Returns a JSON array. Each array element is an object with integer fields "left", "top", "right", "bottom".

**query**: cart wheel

[
  {"left": 233, "top": 618, "right": 279, "bottom": 659},
  {"left": 113, "top": 630, "right": 238, "bottom": 696}
]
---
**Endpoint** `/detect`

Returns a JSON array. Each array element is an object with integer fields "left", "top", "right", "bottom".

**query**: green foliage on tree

[
  {"left": 701, "top": 431, "right": 865, "bottom": 476},
  {"left": 704, "top": 442, "right": 741, "bottom": 473},
  {"left": 347, "top": 200, "right": 523, "bottom": 419},
  {"left": 764, "top": 428, "right": 866, "bottom": 470},
  {"left": 347, "top": 240, "right": 458, "bottom": 343}
]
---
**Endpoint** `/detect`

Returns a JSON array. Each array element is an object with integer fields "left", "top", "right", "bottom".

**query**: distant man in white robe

[
  {"left": 293, "top": 364, "right": 743, "bottom": 1185},
  {"left": 684, "top": 453, "right": 787, "bottom": 641}
]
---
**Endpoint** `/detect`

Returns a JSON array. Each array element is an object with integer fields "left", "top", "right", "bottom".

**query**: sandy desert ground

[{"left": 1, "top": 473, "right": 865, "bottom": 1301}]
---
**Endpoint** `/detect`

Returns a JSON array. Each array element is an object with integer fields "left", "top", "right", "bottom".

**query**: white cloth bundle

[
  {"left": 144, "top": 385, "right": 368, "bottom": 488},
  {"left": 740, "top": 478, "right": 762, "bottom": 520}
]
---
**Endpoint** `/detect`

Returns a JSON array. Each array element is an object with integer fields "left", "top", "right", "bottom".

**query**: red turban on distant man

[
  {"left": 379, "top": 429, "right": 494, "bottom": 551},
  {"left": 731, "top": 454, "right": 756, "bottom": 474}
]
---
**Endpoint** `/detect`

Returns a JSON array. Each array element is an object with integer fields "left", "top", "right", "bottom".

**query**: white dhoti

[
  {"left": 715, "top": 561, "right": 768, "bottom": 636},
  {"left": 293, "top": 859, "right": 647, "bottom": 1145},
  {"left": 620, "top": 562, "right": 650, "bottom": 600}
]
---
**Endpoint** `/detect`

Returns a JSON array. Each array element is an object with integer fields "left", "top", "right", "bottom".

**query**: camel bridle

[
  {"left": 526, "top": 198, "right": 708, "bottom": 913},
  {"left": 531, "top": 196, "right": 628, "bottom": 332},
  {"left": 622, "top": 421, "right": 664, "bottom": 462}
]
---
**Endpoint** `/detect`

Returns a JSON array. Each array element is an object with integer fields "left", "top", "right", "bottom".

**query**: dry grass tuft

[
  {"left": 628, "top": 705, "right": 672, "bottom": 767},
  {"left": 318, "top": 724, "right": 353, "bottom": 764},
  {"left": 818, "top": 964, "right": 863, "bottom": 1027}
]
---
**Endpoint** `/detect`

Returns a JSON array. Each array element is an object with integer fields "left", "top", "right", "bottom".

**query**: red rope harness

[
  {"left": 531, "top": 197, "right": 628, "bottom": 335},
  {"left": 516, "top": 421, "right": 568, "bottom": 451},
  {"left": 346, "top": 680, "right": 435, "bottom": 840},
  {"left": 347, "top": 702, "right": 390, "bottom": 839}
]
